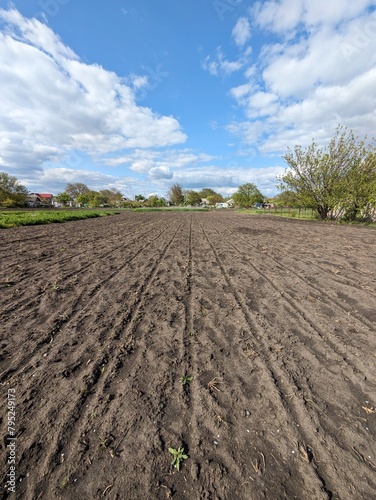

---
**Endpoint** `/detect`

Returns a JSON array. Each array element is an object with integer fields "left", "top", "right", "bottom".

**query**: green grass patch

[
  {"left": 237, "top": 208, "right": 317, "bottom": 220},
  {"left": 0, "top": 209, "right": 119, "bottom": 228},
  {"left": 237, "top": 208, "right": 376, "bottom": 226}
]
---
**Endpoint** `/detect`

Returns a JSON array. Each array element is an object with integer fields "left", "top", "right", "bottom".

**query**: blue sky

[{"left": 1, "top": 0, "right": 376, "bottom": 198}]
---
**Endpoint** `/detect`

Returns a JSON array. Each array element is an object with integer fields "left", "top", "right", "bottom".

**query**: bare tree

[
  {"left": 167, "top": 183, "right": 184, "bottom": 206},
  {"left": 65, "top": 183, "right": 90, "bottom": 201}
]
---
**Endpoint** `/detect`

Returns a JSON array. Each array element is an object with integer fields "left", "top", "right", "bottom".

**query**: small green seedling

[
  {"left": 179, "top": 375, "right": 193, "bottom": 386},
  {"left": 168, "top": 447, "right": 188, "bottom": 471},
  {"left": 98, "top": 436, "right": 108, "bottom": 449}
]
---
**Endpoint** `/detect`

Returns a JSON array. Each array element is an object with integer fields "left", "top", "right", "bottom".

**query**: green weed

[
  {"left": 59, "top": 474, "right": 70, "bottom": 490},
  {"left": 168, "top": 446, "right": 188, "bottom": 471},
  {"left": 98, "top": 436, "right": 109, "bottom": 449},
  {"left": 179, "top": 375, "right": 193, "bottom": 386}
]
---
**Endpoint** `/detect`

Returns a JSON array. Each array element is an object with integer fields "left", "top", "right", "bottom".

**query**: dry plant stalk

[
  {"left": 298, "top": 443, "right": 315, "bottom": 463},
  {"left": 251, "top": 459, "right": 260, "bottom": 474},
  {"left": 215, "top": 414, "right": 229, "bottom": 428},
  {"left": 259, "top": 452, "right": 266, "bottom": 470},
  {"left": 362, "top": 406, "right": 376, "bottom": 415},
  {"left": 243, "top": 343, "right": 258, "bottom": 360},
  {"left": 208, "top": 377, "right": 223, "bottom": 393},
  {"left": 298, "top": 443, "right": 310, "bottom": 463},
  {"left": 252, "top": 452, "right": 266, "bottom": 475}
]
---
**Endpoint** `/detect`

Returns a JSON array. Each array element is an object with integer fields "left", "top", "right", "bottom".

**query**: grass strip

[{"left": 0, "top": 210, "right": 119, "bottom": 229}]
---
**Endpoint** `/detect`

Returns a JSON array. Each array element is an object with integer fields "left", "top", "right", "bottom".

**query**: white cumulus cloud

[
  {"left": 228, "top": 1, "right": 376, "bottom": 153},
  {"left": 172, "top": 165, "right": 285, "bottom": 195},
  {"left": 149, "top": 166, "right": 173, "bottom": 180},
  {"left": 0, "top": 8, "right": 186, "bottom": 177},
  {"left": 252, "top": 0, "right": 375, "bottom": 33},
  {"left": 232, "top": 17, "right": 252, "bottom": 47},
  {"left": 201, "top": 47, "right": 244, "bottom": 76}
]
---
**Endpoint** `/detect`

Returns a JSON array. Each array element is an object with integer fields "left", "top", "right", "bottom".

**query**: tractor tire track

[
  {"left": 0, "top": 217, "right": 177, "bottom": 385},
  {"left": 198, "top": 217, "right": 375, "bottom": 498},
  {"left": 216, "top": 216, "right": 376, "bottom": 333},
  {"left": 0, "top": 215, "right": 171, "bottom": 317},
  {"left": 199, "top": 218, "right": 376, "bottom": 500},
  {"left": 3, "top": 218, "right": 185, "bottom": 499},
  {"left": 213, "top": 220, "right": 375, "bottom": 380},
  {"left": 57, "top": 218, "right": 194, "bottom": 499}
]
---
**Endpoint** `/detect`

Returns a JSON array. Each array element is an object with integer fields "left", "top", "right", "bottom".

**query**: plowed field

[{"left": 1, "top": 211, "right": 375, "bottom": 500}]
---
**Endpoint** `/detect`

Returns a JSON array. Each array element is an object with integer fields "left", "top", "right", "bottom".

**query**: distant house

[
  {"left": 215, "top": 199, "right": 235, "bottom": 209},
  {"left": 38, "top": 194, "right": 54, "bottom": 205},
  {"left": 27, "top": 193, "right": 54, "bottom": 207},
  {"left": 26, "top": 194, "right": 42, "bottom": 207}
]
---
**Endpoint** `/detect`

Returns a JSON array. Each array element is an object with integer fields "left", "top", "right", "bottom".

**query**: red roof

[{"left": 38, "top": 194, "right": 53, "bottom": 198}]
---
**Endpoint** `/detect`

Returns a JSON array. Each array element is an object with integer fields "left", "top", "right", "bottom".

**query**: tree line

[
  {"left": 167, "top": 186, "right": 224, "bottom": 206},
  {"left": 1, "top": 125, "right": 375, "bottom": 219},
  {"left": 165, "top": 184, "right": 264, "bottom": 208},
  {"left": 0, "top": 172, "right": 29, "bottom": 207},
  {"left": 0, "top": 175, "right": 263, "bottom": 209},
  {"left": 55, "top": 183, "right": 124, "bottom": 207}
]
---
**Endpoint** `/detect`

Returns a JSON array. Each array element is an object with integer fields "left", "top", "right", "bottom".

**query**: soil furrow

[
  {"left": 0, "top": 216, "right": 168, "bottom": 314},
  {"left": 199, "top": 217, "right": 376, "bottom": 500},
  {"left": 0, "top": 217, "right": 177, "bottom": 385},
  {"left": 217, "top": 217, "right": 376, "bottom": 334},
  {"left": 29, "top": 219, "right": 185, "bottom": 498},
  {"left": 213, "top": 222, "right": 375, "bottom": 379}
]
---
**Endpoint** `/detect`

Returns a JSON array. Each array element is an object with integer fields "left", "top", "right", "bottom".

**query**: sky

[{"left": 1, "top": 0, "right": 376, "bottom": 199}]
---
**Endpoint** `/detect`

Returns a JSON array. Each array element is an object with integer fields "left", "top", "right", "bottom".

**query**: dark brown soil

[{"left": 1, "top": 211, "right": 376, "bottom": 500}]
